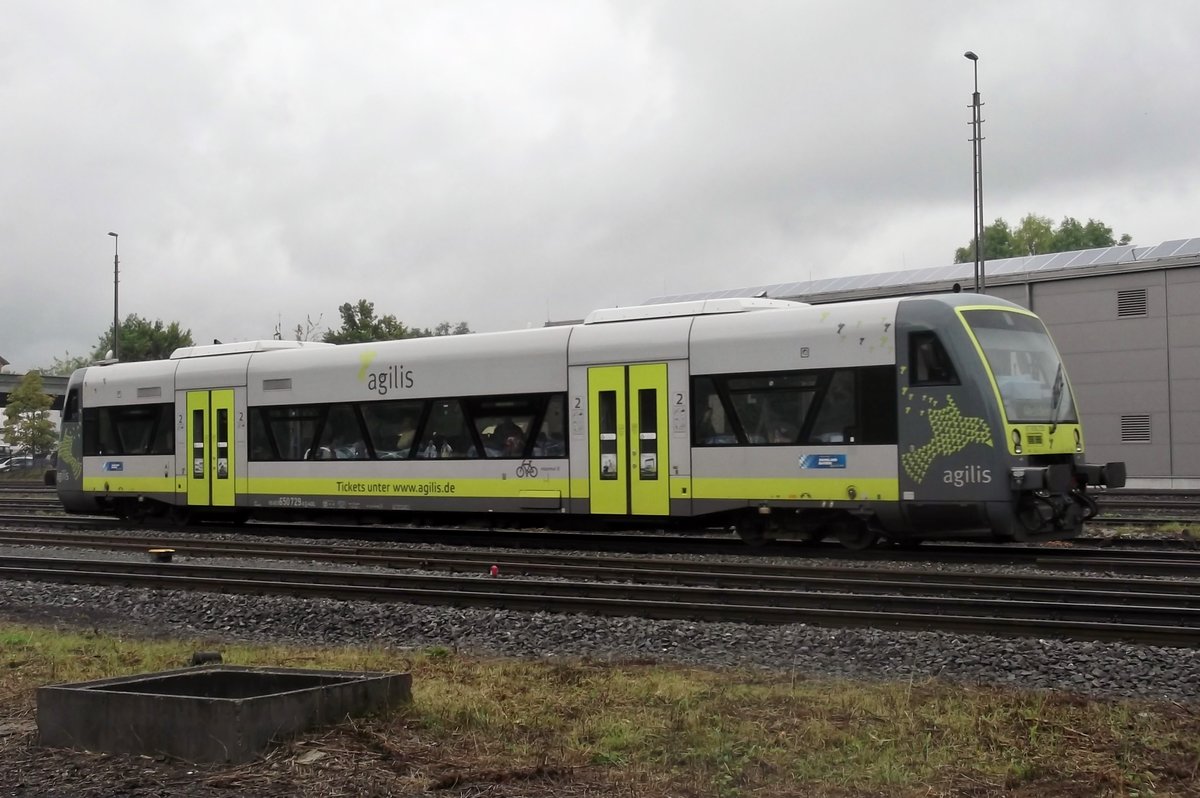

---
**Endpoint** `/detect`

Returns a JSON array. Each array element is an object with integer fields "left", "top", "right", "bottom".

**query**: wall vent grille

[
  {"left": 1120, "top": 414, "right": 1151, "bottom": 443},
  {"left": 263, "top": 378, "right": 292, "bottom": 391},
  {"left": 1117, "top": 288, "right": 1148, "bottom": 317},
  {"left": 136, "top": 387, "right": 162, "bottom": 399}
]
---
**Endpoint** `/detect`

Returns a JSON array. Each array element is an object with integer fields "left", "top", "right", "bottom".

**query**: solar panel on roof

[
  {"left": 1058, "top": 250, "right": 1094, "bottom": 269},
  {"left": 1071, "top": 248, "right": 1112, "bottom": 267},
  {"left": 985, "top": 259, "right": 1024, "bottom": 275},
  {"left": 1090, "top": 246, "right": 1126, "bottom": 266},
  {"left": 1174, "top": 238, "right": 1200, "bottom": 257},
  {"left": 637, "top": 237, "right": 1197, "bottom": 308},
  {"left": 856, "top": 272, "right": 890, "bottom": 288},
  {"left": 774, "top": 282, "right": 809, "bottom": 295},
  {"left": 1035, "top": 252, "right": 1078, "bottom": 270},
  {"left": 892, "top": 268, "right": 932, "bottom": 283},
  {"left": 1141, "top": 239, "right": 1188, "bottom": 259},
  {"left": 929, "top": 266, "right": 961, "bottom": 281}
]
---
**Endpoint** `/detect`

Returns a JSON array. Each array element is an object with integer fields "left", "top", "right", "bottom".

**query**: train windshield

[{"left": 961, "top": 309, "right": 1079, "bottom": 425}]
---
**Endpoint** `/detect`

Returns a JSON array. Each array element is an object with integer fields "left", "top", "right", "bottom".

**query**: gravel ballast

[{"left": 1, "top": 575, "right": 1197, "bottom": 705}]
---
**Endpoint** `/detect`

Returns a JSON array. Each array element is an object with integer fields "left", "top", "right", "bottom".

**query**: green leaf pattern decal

[
  {"left": 901, "top": 395, "right": 993, "bottom": 483},
  {"left": 57, "top": 432, "right": 82, "bottom": 480}
]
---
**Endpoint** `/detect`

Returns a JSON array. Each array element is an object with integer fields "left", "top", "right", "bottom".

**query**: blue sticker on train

[
  {"left": 103, "top": 462, "right": 124, "bottom": 472},
  {"left": 799, "top": 454, "right": 846, "bottom": 469}
]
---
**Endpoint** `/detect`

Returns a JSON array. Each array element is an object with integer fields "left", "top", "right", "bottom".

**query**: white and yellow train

[{"left": 56, "top": 294, "right": 1124, "bottom": 548}]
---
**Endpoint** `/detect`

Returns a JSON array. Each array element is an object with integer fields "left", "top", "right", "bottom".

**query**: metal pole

[
  {"left": 965, "top": 51, "right": 985, "bottom": 293},
  {"left": 108, "top": 232, "right": 119, "bottom": 360}
]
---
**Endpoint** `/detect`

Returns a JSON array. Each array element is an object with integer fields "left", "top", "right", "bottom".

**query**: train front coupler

[{"left": 1009, "top": 461, "right": 1126, "bottom": 533}]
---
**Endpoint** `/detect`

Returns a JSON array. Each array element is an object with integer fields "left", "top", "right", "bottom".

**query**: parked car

[{"left": 0, "top": 456, "right": 35, "bottom": 472}]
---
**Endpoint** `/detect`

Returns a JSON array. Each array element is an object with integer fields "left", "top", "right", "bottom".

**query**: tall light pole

[
  {"left": 108, "top": 232, "right": 119, "bottom": 360},
  {"left": 964, "top": 50, "right": 985, "bottom": 293}
]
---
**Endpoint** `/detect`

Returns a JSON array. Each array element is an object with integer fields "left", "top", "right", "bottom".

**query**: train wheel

[
  {"left": 165, "top": 507, "right": 193, "bottom": 527},
  {"left": 832, "top": 517, "right": 878, "bottom": 550},
  {"left": 735, "top": 518, "right": 770, "bottom": 547}
]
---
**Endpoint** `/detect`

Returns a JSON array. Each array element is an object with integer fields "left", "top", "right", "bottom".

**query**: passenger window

[
  {"left": 469, "top": 396, "right": 538, "bottom": 459},
  {"left": 314, "top": 404, "right": 368, "bottom": 460},
  {"left": 726, "top": 372, "right": 817, "bottom": 445},
  {"left": 910, "top": 332, "right": 959, "bottom": 385},
  {"left": 807, "top": 370, "right": 856, "bottom": 444},
  {"left": 249, "top": 408, "right": 276, "bottom": 460},
  {"left": 360, "top": 399, "right": 424, "bottom": 460},
  {"left": 417, "top": 399, "right": 476, "bottom": 459},
  {"left": 638, "top": 388, "right": 659, "bottom": 479},
  {"left": 63, "top": 387, "right": 81, "bottom": 423},
  {"left": 598, "top": 391, "right": 618, "bottom": 479},
  {"left": 692, "top": 377, "right": 736, "bottom": 446},
  {"left": 264, "top": 406, "right": 322, "bottom": 461},
  {"left": 531, "top": 394, "right": 567, "bottom": 458}
]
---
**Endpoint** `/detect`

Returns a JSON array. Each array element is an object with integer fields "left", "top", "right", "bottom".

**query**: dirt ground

[{"left": 0, "top": 714, "right": 640, "bottom": 798}]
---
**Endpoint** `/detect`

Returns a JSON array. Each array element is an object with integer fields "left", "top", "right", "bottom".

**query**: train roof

[
  {"left": 583, "top": 297, "right": 806, "bottom": 324},
  {"left": 169, "top": 340, "right": 334, "bottom": 359}
]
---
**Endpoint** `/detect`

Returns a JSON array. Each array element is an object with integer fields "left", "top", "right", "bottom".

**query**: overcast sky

[{"left": 3, "top": 1, "right": 1197, "bottom": 371}]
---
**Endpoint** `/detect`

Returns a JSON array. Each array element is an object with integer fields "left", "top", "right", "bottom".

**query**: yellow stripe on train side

[
  {"left": 82, "top": 476, "right": 176, "bottom": 494},
  {"left": 691, "top": 477, "right": 900, "bottom": 502},
  {"left": 245, "top": 477, "right": 570, "bottom": 499}
]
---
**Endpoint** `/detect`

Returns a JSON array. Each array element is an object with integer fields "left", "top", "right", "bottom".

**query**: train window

[
  {"left": 258, "top": 406, "right": 322, "bottom": 461},
  {"left": 360, "top": 399, "right": 424, "bottom": 460},
  {"left": 909, "top": 332, "right": 959, "bottom": 385},
  {"left": 726, "top": 372, "right": 818, "bottom": 444},
  {"left": 466, "top": 395, "right": 540, "bottom": 458},
  {"left": 215, "top": 409, "right": 230, "bottom": 478},
  {"left": 151, "top": 405, "right": 174, "bottom": 454},
  {"left": 313, "top": 404, "right": 368, "bottom": 460},
  {"left": 417, "top": 399, "right": 476, "bottom": 459},
  {"left": 637, "top": 388, "right": 659, "bottom": 479},
  {"left": 807, "top": 370, "right": 856, "bottom": 444},
  {"left": 62, "top": 386, "right": 81, "bottom": 423},
  {"left": 81, "top": 404, "right": 174, "bottom": 456},
  {"left": 857, "top": 366, "right": 898, "bottom": 444},
  {"left": 532, "top": 394, "right": 567, "bottom": 457},
  {"left": 693, "top": 367, "right": 896, "bottom": 447},
  {"left": 248, "top": 408, "right": 277, "bottom": 460},
  {"left": 191, "top": 409, "right": 205, "bottom": 478},
  {"left": 692, "top": 377, "right": 737, "bottom": 445},
  {"left": 598, "top": 391, "right": 618, "bottom": 478}
]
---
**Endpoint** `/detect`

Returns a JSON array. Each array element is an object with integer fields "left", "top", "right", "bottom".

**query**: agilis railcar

[{"left": 55, "top": 294, "right": 1125, "bottom": 548}]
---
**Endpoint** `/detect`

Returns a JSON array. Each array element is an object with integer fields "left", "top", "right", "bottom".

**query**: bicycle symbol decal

[{"left": 515, "top": 460, "right": 538, "bottom": 478}]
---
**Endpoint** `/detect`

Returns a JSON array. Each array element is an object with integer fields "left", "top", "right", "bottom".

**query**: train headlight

[
  {"left": 1011, "top": 429, "right": 1022, "bottom": 454},
  {"left": 1074, "top": 428, "right": 1082, "bottom": 453}
]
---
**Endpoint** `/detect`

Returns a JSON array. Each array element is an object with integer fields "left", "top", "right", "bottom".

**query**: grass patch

[
  {"left": 1159, "top": 521, "right": 1200, "bottom": 539},
  {"left": 2, "top": 623, "right": 1198, "bottom": 797}
]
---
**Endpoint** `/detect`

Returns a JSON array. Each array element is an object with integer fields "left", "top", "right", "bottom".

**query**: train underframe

[{"left": 65, "top": 457, "right": 1125, "bottom": 551}]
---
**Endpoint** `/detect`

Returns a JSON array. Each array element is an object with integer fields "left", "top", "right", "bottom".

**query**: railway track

[
  {"left": 1, "top": 549, "right": 1196, "bottom": 648},
  {"left": 1, "top": 516, "right": 1198, "bottom": 572},
  {"left": 0, "top": 527, "right": 1197, "bottom": 598}
]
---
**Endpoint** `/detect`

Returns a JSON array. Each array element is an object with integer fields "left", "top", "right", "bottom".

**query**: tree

[
  {"left": 954, "top": 214, "right": 1132, "bottom": 263},
  {"left": 274, "top": 313, "right": 324, "bottom": 342},
  {"left": 92, "top": 314, "right": 195, "bottom": 362},
  {"left": 44, "top": 352, "right": 93, "bottom": 376},
  {"left": 2, "top": 371, "right": 56, "bottom": 459},
  {"left": 322, "top": 300, "right": 472, "bottom": 344}
]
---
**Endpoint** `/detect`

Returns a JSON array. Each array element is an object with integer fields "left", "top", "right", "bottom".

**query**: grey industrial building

[{"left": 647, "top": 237, "right": 1200, "bottom": 489}]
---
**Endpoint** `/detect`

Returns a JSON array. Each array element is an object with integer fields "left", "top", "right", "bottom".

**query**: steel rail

[
  {"left": 2, "top": 552, "right": 1200, "bottom": 652},
  {"left": 0, "top": 554, "right": 1196, "bottom": 648},
  {"left": 0, "top": 528, "right": 1197, "bottom": 598},
  {"left": 2, "top": 516, "right": 1200, "bottom": 572}
]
